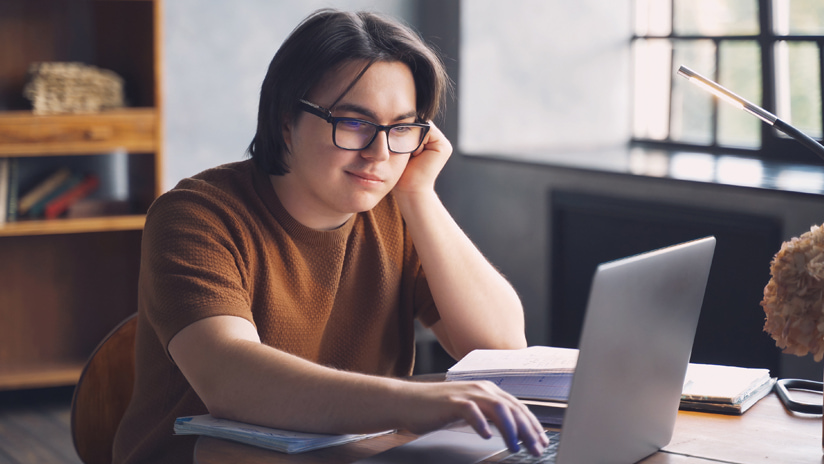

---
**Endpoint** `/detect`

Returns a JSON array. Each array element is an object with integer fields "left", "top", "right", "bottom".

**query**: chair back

[{"left": 71, "top": 313, "right": 137, "bottom": 464}]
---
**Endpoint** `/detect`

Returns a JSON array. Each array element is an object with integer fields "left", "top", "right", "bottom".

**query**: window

[{"left": 633, "top": 0, "right": 824, "bottom": 163}]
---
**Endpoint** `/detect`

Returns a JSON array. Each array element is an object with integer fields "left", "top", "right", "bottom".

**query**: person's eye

[
  {"left": 392, "top": 125, "right": 413, "bottom": 134},
  {"left": 339, "top": 119, "right": 369, "bottom": 131}
]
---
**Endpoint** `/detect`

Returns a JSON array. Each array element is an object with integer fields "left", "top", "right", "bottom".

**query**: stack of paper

[
  {"left": 446, "top": 346, "right": 775, "bottom": 415},
  {"left": 680, "top": 363, "right": 776, "bottom": 414},
  {"left": 446, "top": 346, "right": 578, "bottom": 402},
  {"left": 174, "top": 415, "right": 392, "bottom": 454}
]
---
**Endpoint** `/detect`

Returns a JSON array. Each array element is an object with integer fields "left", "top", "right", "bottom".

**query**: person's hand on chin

[{"left": 393, "top": 122, "right": 452, "bottom": 199}]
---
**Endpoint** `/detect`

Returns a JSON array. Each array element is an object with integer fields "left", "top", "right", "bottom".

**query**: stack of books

[
  {"left": 680, "top": 363, "right": 775, "bottom": 414},
  {"left": 0, "top": 161, "right": 100, "bottom": 224},
  {"left": 445, "top": 346, "right": 577, "bottom": 402},
  {"left": 446, "top": 346, "right": 775, "bottom": 415},
  {"left": 174, "top": 415, "right": 392, "bottom": 454}
]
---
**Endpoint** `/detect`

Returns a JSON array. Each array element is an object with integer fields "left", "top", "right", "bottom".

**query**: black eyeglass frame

[{"left": 298, "top": 99, "right": 430, "bottom": 154}]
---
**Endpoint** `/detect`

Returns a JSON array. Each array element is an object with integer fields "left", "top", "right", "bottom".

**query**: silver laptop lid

[{"left": 556, "top": 236, "right": 715, "bottom": 464}]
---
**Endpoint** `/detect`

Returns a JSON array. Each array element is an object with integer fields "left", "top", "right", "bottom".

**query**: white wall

[
  {"left": 459, "top": 0, "right": 632, "bottom": 157},
  {"left": 162, "top": 0, "right": 414, "bottom": 190}
]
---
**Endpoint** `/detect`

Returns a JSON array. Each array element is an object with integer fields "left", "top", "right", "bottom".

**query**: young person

[{"left": 113, "top": 9, "right": 547, "bottom": 463}]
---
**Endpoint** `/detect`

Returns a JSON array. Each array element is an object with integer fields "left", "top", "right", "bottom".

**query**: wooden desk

[{"left": 194, "top": 394, "right": 823, "bottom": 463}]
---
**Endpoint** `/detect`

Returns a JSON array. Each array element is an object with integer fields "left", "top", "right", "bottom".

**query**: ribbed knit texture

[{"left": 113, "top": 160, "right": 438, "bottom": 464}]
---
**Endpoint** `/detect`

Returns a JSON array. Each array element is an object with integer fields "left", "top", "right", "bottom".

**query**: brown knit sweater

[{"left": 112, "top": 160, "right": 438, "bottom": 464}]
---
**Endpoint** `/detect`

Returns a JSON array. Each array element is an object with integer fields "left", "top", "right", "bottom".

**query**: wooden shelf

[
  {"left": 0, "top": 362, "right": 85, "bottom": 391},
  {"left": 0, "top": 215, "right": 146, "bottom": 236},
  {"left": 0, "top": 0, "right": 160, "bottom": 392},
  {"left": 0, "top": 108, "right": 157, "bottom": 156}
]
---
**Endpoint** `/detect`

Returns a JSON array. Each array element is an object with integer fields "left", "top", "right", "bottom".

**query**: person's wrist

[
  {"left": 393, "top": 187, "right": 438, "bottom": 212},
  {"left": 382, "top": 378, "right": 423, "bottom": 431}
]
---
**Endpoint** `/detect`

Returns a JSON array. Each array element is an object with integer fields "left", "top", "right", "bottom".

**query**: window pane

[
  {"left": 671, "top": 40, "right": 716, "bottom": 144},
  {"left": 775, "top": 41, "right": 822, "bottom": 139},
  {"left": 634, "top": 0, "right": 672, "bottom": 36},
  {"left": 674, "top": 0, "right": 759, "bottom": 36},
  {"left": 773, "top": 0, "right": 824, "bottom": 35},
  {"left": 633, "top": 39, "right": 672, "bottom": 140},
  {"left": 717, "top": 41, "right": 762, "bottom": 148}
]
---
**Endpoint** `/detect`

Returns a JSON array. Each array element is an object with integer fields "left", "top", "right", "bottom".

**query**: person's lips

[{"left": 347, "top": 171, "right": 384, "bottom": 184}]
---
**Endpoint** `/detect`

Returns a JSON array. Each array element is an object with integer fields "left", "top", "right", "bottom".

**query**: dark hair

[{"left": 247, "top": 9, "right": 451, "bottom": 175}]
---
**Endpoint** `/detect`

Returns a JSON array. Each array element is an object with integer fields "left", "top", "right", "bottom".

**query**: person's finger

[
  {"left": 493, "top": 388, "right": 548, "bottom": 447},
  {"left": 514, "top": 400, "right": 548, "bottom": 447},
  {"left": 512, "top": 407, "right": 545, "bottom": 456},
  {"left": 414, "top": 124, "right": 433, "bottom": 156},
  {"left": 414, "top": 121, "right": 449, "bottom": 157},
  {"left": 488, "top": 401, "right": 522, "bottom": 452},
  {"left": 458, "top": 399, "right": 493, "bottom": 439},
  {"left": 486, "top": 389, "right": 546, "bottom": 455}
]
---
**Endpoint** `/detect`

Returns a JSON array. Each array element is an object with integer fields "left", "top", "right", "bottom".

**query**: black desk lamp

[
  {"left": 677, "top": 65, "right": 824, "bottom": 163},
  {"left": 678, "top": 65, "right": 824, "bottom": 413}
]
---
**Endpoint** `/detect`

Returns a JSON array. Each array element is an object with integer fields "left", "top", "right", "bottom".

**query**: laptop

[{"left": 357, "top": 236, "right": 716, "bottom": 464}]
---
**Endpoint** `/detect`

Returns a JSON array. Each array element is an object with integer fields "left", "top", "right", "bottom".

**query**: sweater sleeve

[{"left": 139, "top": 185, "right": 255, "bottom": 356}]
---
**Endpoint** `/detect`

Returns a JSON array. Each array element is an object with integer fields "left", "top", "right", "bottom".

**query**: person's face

[{"left": 273, "top": 60, "right": 417, "bottom": 230}]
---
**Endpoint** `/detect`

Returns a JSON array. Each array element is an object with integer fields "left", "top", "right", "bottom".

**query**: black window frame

[{"left": 631, "top": 0, "right": 824, "bottom": 165}]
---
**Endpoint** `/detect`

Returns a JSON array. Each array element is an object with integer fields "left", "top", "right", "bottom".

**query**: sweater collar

[{"left": 251, "top": 163, "right": 356, "bottom": 245}]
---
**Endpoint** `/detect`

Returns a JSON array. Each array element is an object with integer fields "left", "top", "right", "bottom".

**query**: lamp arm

[
  {"left": 773, "top": 119, "right": 824, "bottom": 163},
  {"left": 678, "top": 65, "right": 824, "bottom": 163}
]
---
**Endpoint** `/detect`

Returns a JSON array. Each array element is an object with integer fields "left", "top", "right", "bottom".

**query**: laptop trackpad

[{"left": 354, "top": 426, "right": 508, "bottom": 464}]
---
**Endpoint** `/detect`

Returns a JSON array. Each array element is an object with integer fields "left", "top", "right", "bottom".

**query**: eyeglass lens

[{"left": 334, "top": 119, "right": 425, "bottom": 153}]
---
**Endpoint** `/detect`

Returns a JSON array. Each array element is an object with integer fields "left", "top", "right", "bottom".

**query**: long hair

[{"left": 247, "top": 9, "right": 451, "bottom": 175}]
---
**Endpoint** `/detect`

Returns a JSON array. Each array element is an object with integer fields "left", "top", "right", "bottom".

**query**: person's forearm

[
  {"left": 170, "top": 316, "right": 548, "bottom": 456},
  {"left": 203, "top": 340, "right": 548, "bottom": 454},
  {"left": 196, "top": 338, "right": 409, "bottom": 434},
  {"left": 395, "top": 190, "right": 526, "bottom": 358}
]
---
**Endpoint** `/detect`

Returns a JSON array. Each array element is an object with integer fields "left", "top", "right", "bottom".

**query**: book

[
  {"left": 43, "top": 174, "right": 100, "bottom": 219},
  {"left": 174, "top": 414, "right": 393, "bottom": 454},
  {"left": 6, "top": 159, "right": 19, "bottom": 222},
  {"left": 522, "top": 399, "right": 567, "bottom": 426},
  {"left": 28, "top": 173, "right": 83, "bottom": 218},
  {"left": 66, "top": 199, "right": 130, "bottom": 218},
  {"left": 17, "top": 167, "right": 72, "bottom": 216},
  {"left": 446, "top": 346, "right": 774, "bottom": 414},
  {"left": 445, "top": 346, "right": 577, "bottom": 402},
  {"left": 680, "top": 363, "right": 776, "bottom": 414},
  {"left": 0, "top": 158, "right": 8, "bottom": 225}
]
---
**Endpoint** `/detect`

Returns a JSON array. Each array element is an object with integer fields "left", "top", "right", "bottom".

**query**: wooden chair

[{"left": 71, "top": 313, "right": 138, "bottom": 464}]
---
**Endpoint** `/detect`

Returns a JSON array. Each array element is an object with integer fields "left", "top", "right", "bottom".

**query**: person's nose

[{"left": 360, "top": 130, "right": 391, "bottom": 162}]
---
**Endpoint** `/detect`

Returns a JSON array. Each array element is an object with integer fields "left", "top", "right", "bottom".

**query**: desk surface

[{"left": 194, "top": 393, "right": 823, "bottom": 464}]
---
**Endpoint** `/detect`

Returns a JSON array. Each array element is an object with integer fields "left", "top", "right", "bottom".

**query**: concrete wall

[
  {"left": 459, "top": 0, "right": 631, "bottom": 155},
  {"left": 162, "top": 0, "right": 413, "bottom": 189}
]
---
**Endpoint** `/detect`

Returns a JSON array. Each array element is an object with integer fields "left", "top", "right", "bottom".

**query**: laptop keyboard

[{"left": 498, "top": 431, "right": 560, "bottom": 464}]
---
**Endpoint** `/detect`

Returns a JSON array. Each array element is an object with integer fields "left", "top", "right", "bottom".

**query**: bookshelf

[{"left": 0, "top": 0, "right": 162, "bottom": 390}]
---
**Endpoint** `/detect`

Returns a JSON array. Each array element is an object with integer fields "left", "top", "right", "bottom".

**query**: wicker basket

[{"left": 23, "top": 62, "right": 125, "bottom": 114}]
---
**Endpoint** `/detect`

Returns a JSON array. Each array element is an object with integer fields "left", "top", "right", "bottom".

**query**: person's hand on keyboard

[{"left": 394, "top": 380, "right": 549, "bottom": 457}]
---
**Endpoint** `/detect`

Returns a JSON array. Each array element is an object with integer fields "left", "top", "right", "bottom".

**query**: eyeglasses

[{"left": 298, "top": 99, "right": 430, "bottom": 154}]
